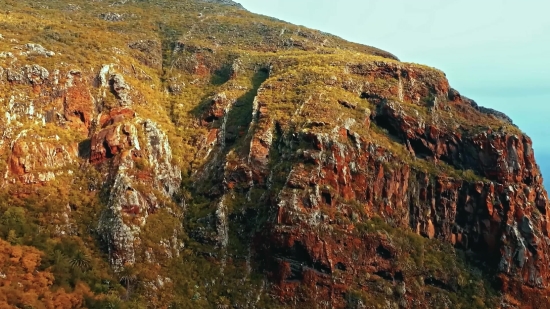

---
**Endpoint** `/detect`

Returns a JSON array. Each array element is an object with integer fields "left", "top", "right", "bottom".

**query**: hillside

[{"left": 0, "top": 0, "right": 548, "bottom": 308}]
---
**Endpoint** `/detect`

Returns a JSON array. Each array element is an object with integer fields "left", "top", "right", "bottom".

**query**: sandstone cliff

[{"left": 0, "top": 1, "right": 547, "bottom": 308}]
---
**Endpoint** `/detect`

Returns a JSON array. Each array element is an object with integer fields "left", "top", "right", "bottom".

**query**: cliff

[{"left": 0, "top": 1, "right": 547, "bottom": 308}]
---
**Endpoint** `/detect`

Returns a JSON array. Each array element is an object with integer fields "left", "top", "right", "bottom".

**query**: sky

[{"left": 236, "top": 0, "right": 550, "bottom": 185}]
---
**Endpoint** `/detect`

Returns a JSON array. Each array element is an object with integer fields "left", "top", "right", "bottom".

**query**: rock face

[
  {"left": 94, "top": 118, "right": 182, "bottom": 269},
  {"left": 91, "top": 71, "right": 181, "bottom": 269},
  {"left": 19, "top": 43, "right": 55, "bottom": 57},
  {"left": 235, "top": 57, "right": 550, "bottom": 308},
  {"left": 63, "top": 71, "right": 94, "bottom": 133},
  {"left": 0, "top": 0, "right": 548, "bottom": 308},
  {"left": 254, "top": 129, "right": 549, "bottom": 307},
  {"left": 8, "top": 136, "right": 78, "bottom": 183}
]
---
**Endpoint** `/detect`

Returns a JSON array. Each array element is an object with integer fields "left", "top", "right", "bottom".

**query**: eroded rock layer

[{"left": 0, "top": 0, "right": 547, "bottom": 308}]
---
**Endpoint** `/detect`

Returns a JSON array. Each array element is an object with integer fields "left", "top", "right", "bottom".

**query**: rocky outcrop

[
  {"left": 91, "top": 71, "right": 181, "bottom": 269},
  {"left": 18, "top": 43, "right": 55, "bottom": 57},
  {"left": 141, "top": 120, "right": 181, "bottom": 196},
  {"left": 6, "top": 68, "right": 25, "bottom": 83},
  {"left": 90, "top": 121, "right": 137, "bottom": 164},
  {"left": 7, "top": 136, "right": 78, "bottom": 184},
  {"left": 99, "top": 12, "right": 125, "bottom": 22},
  {"left": 200, "top": 92, "right": 232, "bottom": 125},
  {"left": 348, "top": 61, "right": 450, "bottom": 106},
  {"left": 252, "top": 126, "right": 550, "bottom": 305},
  {"left": 0, "top": 57, "right": 181, "bottom": 269},
  {"left": 230, "top": 59, "right": 550, "bottom": 307},
  {"left": 373, "top": 99, "right": 538, "bottom": 185},
  {"left": 109, "top": 73, "right": 132, "bottom": 107},
  {"left": 63, "top": 71, "right": 94, "bottom": 133},
  {"left": 94, "top": 115, "right": 181, "bottom": 268},
  {"left": 23, "top": 64, "right": 49, "bottom": 85},
  {"left": 98, "top": 172, "right": 155, "bottom": 269},
  {"left": 0, "top": 66, "right": 97, "bottom": 185}
]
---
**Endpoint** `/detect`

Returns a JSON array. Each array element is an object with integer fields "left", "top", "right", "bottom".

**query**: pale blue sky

[{"left": 237, "top": 0, "right": 550, "bottom": 184}]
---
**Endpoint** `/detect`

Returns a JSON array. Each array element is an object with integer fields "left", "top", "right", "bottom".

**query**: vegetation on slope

[{"left": 0, "top": 0, "right": 527, "bottom": 308}]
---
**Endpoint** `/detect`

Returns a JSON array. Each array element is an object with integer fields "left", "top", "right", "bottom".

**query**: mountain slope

[{"left": 0, "top": 1, "right": 548, "bottom": 308}]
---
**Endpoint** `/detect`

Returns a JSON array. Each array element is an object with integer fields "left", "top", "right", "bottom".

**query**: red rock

[
  {"left": 99, "top": 107, "right": 136, "bottom": 128},
  {"left": 7, "top": 139, "right": 77, "bottom": 183},
  {"left": 244, "top": 112, "right": 550, "bottom": 306},
  {"left": 64, "top": 77, "right": 94, "bottom": 134},
  {"left": 90, "top": 124, "right": 132, "bottom": 164}
]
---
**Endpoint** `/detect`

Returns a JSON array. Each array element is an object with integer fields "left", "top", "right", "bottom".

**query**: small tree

[
  {"left": 119, "top": 264, "right": 138, "bottom": 300},
  {"left": 70, "top": 250, "right": 92, "bottom": 271}
]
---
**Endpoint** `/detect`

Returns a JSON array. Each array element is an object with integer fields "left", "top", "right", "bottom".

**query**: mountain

[{"left": 0, "top": 1, "right": 548, "bottom": 308}]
